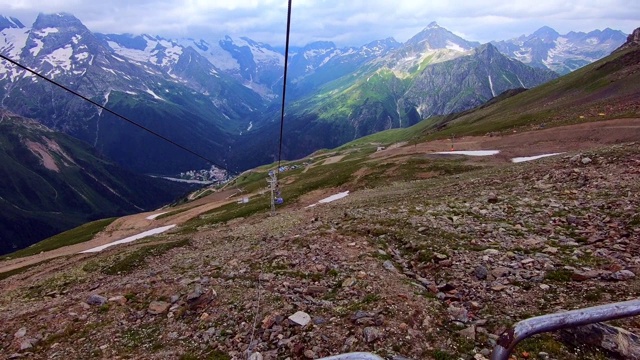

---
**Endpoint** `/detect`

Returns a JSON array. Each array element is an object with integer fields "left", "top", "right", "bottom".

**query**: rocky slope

[{"left": 0, "top": 139, "right": 638, "bottom": 359}]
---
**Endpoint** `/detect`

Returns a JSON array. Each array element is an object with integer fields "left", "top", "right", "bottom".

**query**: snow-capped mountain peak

[
  {"left": 102, "top": 33, "right": 184, "bottom": 69},
  {"left": 405, "top": 21, "right": 480, "bottom": 51},
  {"left": 492, "top": 26, "right": 627, "bottom": 74},
  {"left": 425, "top": 21, "right": 441, "bottom": 30}
]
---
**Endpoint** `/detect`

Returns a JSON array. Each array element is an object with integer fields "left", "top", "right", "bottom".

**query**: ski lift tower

[{"left": 267, "top": 170, "right": 278, "bottom": 215}]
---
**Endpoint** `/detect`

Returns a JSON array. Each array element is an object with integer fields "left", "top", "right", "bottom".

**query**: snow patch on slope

[
  {"left": 512, "top": 153, "right": 563, "bottom": 163},
  {"left": 488, "top": 75, "right": 496, "bottom": 97},
  {"left": 80, "top": 225, "right": 176, "bottom": 253},
  {"left": 445, "top": 40, "right": 465, "bottom": 52},
  {"left": 43, "top": 45, "right": 73, "bottom": 71},
  {"left": 145, "top": 88, "right": 163, "bottom": 100},
  {"left": 0, "top": 28, "right": 29, "bottom": 59}
]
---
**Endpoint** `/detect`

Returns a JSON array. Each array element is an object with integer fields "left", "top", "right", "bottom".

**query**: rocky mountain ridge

[{"left": 492, "top": 26, "right": 627, "bottom": 74}]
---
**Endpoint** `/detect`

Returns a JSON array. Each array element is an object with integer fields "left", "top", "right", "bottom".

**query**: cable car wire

[
  {"left": 277, "top": 0, "right": 293, "bottom": 171},
  {"left": 0, "top": 53, "right": 224, "bottom": 169}
]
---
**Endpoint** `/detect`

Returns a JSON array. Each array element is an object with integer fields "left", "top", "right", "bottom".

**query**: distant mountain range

[
  {"left": 492, "top": 26, "right": 627, "bottom": 75},
  {"left": 0, "top": 13, "right": 628, "bottom": 174}
]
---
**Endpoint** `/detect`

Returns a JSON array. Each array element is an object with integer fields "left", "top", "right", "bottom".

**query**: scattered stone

[
  {"left": 539, "top": 284, "right": 550, "bottom": 290},
  {"left": 19, "top": 338, "right": 37, "bottom": 350},
  {"left": 187, "top": 284, "right": 204, "bottom": 301},
  {"left": 248, "top": 352, "right": 263, "bottom": 360},
  {"left": 434, "top": 253, "right": 448, "bottom": 261},
  {"left": 363, "top": 327, "right": 382, "bottom": 343},
  {"left": 521, "top": 258, "right": 535, "bottom": 265},
  {"left": 342, "top": 277, "right": 357, "bottom": 287},
  {"left": 560, "top": 323, "right": 640, "bottom": 359},
  {"left": 458, "top": 325, "right": 476, "bottom": 340},
  {"left": 571, "top": 270, "right": 604, "bottom": 281},
  {"left": 382, "top": 260, "right": 397, "bottom": 272},
  {"left": 14, "top": 328, "right": 26, "bottom": 339},
  {"left": 108, "top": 295, "right": 127, "bottom": 305},
  {"left": 86, "top": 294, "right": 107, "bottom": 306},
  {"left": 351, "top": 310, "right": 374, "bottom": 321},
  {"left": 288, "top": 311, "right": 311, "bottom": 326},
  {"left": 581, "top": 157, "right": 592, "bottom": 164},
  {"left": 148, "top": 301, "right": 170, "bottom": 315},
  {"left": 609, "top": 270, "right": 635, "bottom": 281},
  {"left": 262, "top": 314, "right": 277, "bottom": 329},
  {"left": 343, "top": 336, "right": 358, "bottom": 350},
  {"left": 306, "top": 285, "right": 327, "bottom": 294},
  {"left": 448, "top": 306, "right": 469, "bottom": 323},
  {"left": 491, "top": 267, "right": 511, "bottom": 278},
  {"left": 304, "top": 349, "right": 316, "bottom": 359},
  {"left": 487, "top": 193, "right": 499, "bottom": 204},
  {"left": 542, "top": 246, "right": 558, "bottom": 254}
]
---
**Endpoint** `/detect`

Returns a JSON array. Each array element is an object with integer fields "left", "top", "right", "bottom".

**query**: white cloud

[{"left": 0, "top": 0, "right": 636, "bottom": 46}]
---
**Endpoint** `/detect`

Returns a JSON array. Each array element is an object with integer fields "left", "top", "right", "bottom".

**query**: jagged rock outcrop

[
  {"left": 615, "top": 27, "right": 640, "bottom": 52},
  {"left": 560, "top": 323, "right": 640, "bottom": 359}
]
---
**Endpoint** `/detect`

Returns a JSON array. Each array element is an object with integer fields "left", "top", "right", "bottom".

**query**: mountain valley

[{"left": 0, "top": 27, "right": 638, "bottom": 359}]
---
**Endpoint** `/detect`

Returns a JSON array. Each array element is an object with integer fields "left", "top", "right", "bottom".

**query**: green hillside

[
  {"left": 0, "top": 112, "right": 191, "bottom": 255},
  {"left": 417, "top": 46, "right": 640, "bottom": 139}
]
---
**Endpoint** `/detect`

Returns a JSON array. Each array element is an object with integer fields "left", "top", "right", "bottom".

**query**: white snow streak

[
  {"left": 434, "top": 150, "right": 500, "bottom": 156},
  {"left": 145, "top": 88, "right": 162, "bottom": 100},
  {"left": 80, "top": 225, "right": 176, "bottom": 253},
  {"left": 246, "top": 121, "right": 253, "bottom": 131},
  {"left": 43, "top": 45, "right": 73, "bottom": 74},
  {"left": 35, "top": 27, "right": 59, "bottom": 37},
  {"left": 29, "top": 38, "right": 44, "bottom": 56},
  {"left": 306, "top": 191, "right": 350, "bottom": 208},
  {"left": 512, "top": 153, "right": 563, "bottom": 163},
  {"left": 488, "top": 75, "right": 496, "bottom": 97},
  {"left": 146, "top": 212, "right": 168, "bottom": 220}
]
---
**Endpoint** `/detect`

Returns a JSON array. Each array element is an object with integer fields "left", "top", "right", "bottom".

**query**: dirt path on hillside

[
  {"left": 1, "top": 118, "right": 638, "bottom": 275},
  {"left": 371, "top": 118, "right": 640, "bottom": 163},
  {"left": 322, "top": 155, "right": 346, "bottom": 165}
]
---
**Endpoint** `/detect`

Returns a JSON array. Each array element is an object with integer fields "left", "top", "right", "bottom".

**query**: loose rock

[{"left": 148, "top": 301, "right": 170, "bottom": 315}]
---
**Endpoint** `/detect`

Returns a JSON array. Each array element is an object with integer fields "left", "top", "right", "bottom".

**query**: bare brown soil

[{"left": 371, "top": 118, "right": 640, "bottom": 163}]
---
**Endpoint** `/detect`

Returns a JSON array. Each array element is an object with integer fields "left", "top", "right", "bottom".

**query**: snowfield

[
  {"left": 434, "top": 150, "right": 500, "bottom": 156},
  {"left": 80, "top": 225, "right": 176, "bottom": 253},
  {"left": 512, "top": 153, "right": 563, "bottom": 163},
  {"left": 306, "top": 191, "right": 350, "bottom": 208}
]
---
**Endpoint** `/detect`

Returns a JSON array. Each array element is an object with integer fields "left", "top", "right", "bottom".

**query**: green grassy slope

[
  {"left": 416, "top": 46, "right": 640, "bottom": 139},
  {"left": 0, "top": 113, "right": 191, "bottom": 255}
]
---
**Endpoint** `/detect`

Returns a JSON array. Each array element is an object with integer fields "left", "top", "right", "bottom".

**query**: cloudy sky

[{"left": 0, "top": 0, "right": 637, "bottom": 47}]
